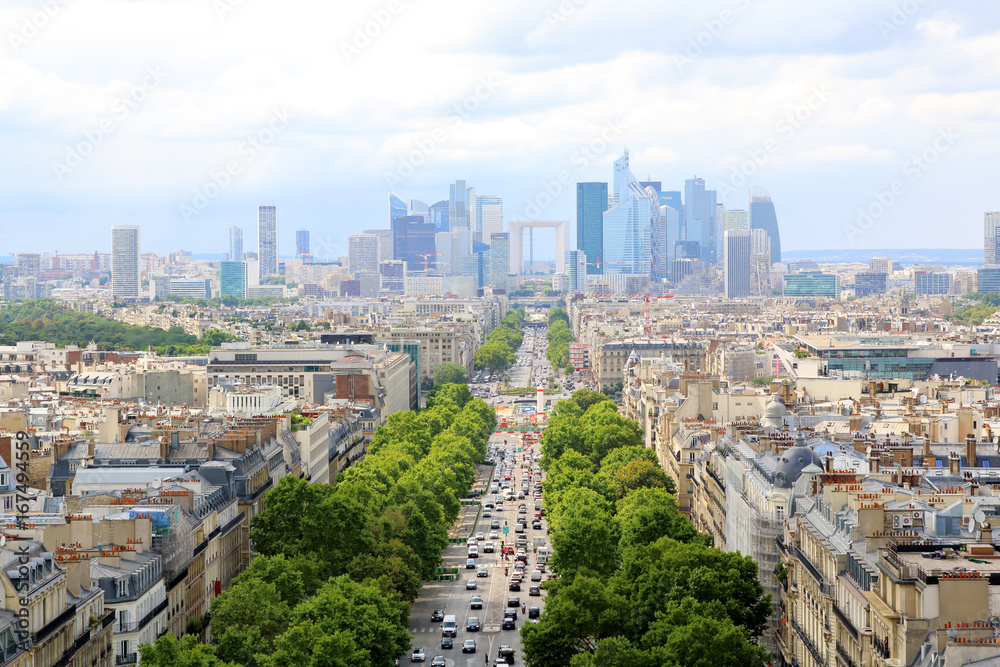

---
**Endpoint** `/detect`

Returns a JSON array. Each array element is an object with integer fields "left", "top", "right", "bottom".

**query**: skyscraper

[
  {"left": 985, "top": 212, "right": 1000, "bottom": 266},
  {"left": 348, "top": 234, "right": 380, "bottom": 275},
  {"left": 567, "top": 249, "right": 587, "bottom": 293},
  {"left": 363, "top": 229, "right": 394, "bottom": 262},
  {"left": 220, "top": 261, "right": 247, "bottom": 298},
  {"left": 488, "top": 232, "right": 509, "bottom": 291},
  {"left": 429, "top": 200, "right": 450, "bottom": 232},
  {"left": 684, "top": 177, "right": 717, "bottom": 266},
  {"left": 749, "top": 187, "right": 781, "bottom": 264},
  {"left": 389, "top": 193, "right": 407, "bottom": 227},
  {"left": 577, "top": 182, "right": 608, "bottom": 275},
  {"left": 723, "top": 230, "right": 751, "bottom": 299},
  {"left": 476, "top": 195, "right": 504, "bottom": 243},
  {"left": 392, "top": 215, "right": 436, "bottom": 272},
  {"left": 449, "top": 180, "right": 471, "bottom": 231},
  {"left": 750, "top": 229, "right": 771, "bottom": 295},
  {"left": 111, "top": 225, "right": 140, "bottom": 299},
  {"left": 229, "top": 226, "right": 243, "bottom": 261},
  {"left": 258, "top": 205, "right": 278, "bottom": 280},
  {"left": 659, "top": 204, "right": 681, "bottom": 276},
  {"left": 603, "top": 154, "right": 655, "bottom": 276},
  {"left": 869, "top": 257, "right": 894, "bottom": 275},
  {"left": 296, "top": 230, "right": 310, "bottom": 263}
]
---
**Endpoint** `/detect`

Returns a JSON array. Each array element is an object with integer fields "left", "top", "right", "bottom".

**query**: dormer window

[{"left": 117, "top": 579, "right": 127, "bottom": 597}]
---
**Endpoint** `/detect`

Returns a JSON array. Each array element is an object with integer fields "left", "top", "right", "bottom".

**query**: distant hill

[{"left": 782, "top": 249, "right": 982, "bottom": 267}]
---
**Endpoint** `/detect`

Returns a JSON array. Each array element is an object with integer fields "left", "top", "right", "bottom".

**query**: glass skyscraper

[
  {"left": 429, "top": 200, "right": 449, "bottom": 232},
  {"left": 449, "top": 180, "right": 471, "bottom": 230},
  {"left": 296, "top": 230, "right": 310, "bottom": 262},
  {"left": 111, "top": 225, "right": 140, "bottom": 299},
  {"left": 220, "top": 261, "right": 247, "bottom": 298},
  {"left": 476, "top": 195, "right": 504, "bottom": 244},
  {"left": 577, "top": 182, "right": 608, "bottom": 274},
  {"left": 392, "top": 215, "right": 436, "bottom": 272},
  {"left": 749, "top": 187, "right": 781, "bottom": 264},
  {"left": 229, "top": 226, "right": 243, "bottom": 261},
  {"left": 603, "top": 154, "right": 655, "bottom": 276},
  {"left": 684, "top": 177, "right": 717, "bottom": 266},
  {"left": 258, "top": 205, "right": 278, "bottom": 280},
  {"left": 389, "top": 193, "right": 407, "bottom": 227},
  {"left": 488, "top": 232, "right": 509, "bottom": 290}
]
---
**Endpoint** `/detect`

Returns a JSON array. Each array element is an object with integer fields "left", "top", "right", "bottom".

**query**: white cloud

[{"left": 794, "top": 144, "right": 896, "bottom": 162}]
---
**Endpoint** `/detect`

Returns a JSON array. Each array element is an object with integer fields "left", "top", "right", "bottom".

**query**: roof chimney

[
  {"left": 949, "top": 450, "right": 961, "bottom": 476},
  {"left": 966, "top": 433, "right": 977, "bottom": 468}
]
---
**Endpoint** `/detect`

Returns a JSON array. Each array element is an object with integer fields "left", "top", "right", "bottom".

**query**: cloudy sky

[{"left": 2, "top": 0, "right": 999, "bottom": 259}]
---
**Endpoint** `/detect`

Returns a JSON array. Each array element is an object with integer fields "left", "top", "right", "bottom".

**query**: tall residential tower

[
  {"left": 111, "top": 225, "right": 140, "bottom": 299},
  {"left": 258, "top": 205, "right": 278, "bottom": 280}
]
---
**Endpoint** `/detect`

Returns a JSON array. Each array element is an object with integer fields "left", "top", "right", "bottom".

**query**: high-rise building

[
  {"left": 392, "top": 215, "right": 436, "bottom": 272},
  {"left": 15, "top": 253, "right": 40, "bottom": 279},
  {"left": 749, "top": 187, "right": 781, "bottom": 264},
  {"left": 603, "top": 153, "right": 656, "bottom": 276},
  {"left": 379, "top": 260, "right": 407, "bottom": 294},
  {"left": 296, "top": 230, "right": 310, "bottom": 263},
  {"left": 724, "top": 209, "right": 750, "bottom": 233},
  {"left": 435, "top": 229, "right": 470, "bottom": 276},
  {"left": 348, "top": 234, "right": 380, "bottom": 275},
  {"left": 389, "top": 192, "right": 408, "bottom": 228},
  {"left": 476, "top": 195, "right": 504, "bottom": 243},
  {"left": 488, "top": 232, "right": 509, "bottom": 291},
  {"left": 449, "top": 180, "right": 471, "bottom": 231},
  {"left": 429, "top": 200, "right": 449, "bottom": 232},
  {"left": 363, "top": 229, "right": 394, "bottom": 262},
  {"left": 659, "top": 204, "right": 681, "bottom": 275},
  {"left": 750, "top": 228, "right": 771, "bottom": 296},
  {"left": 229, "top": 226, "right": 243, "bottom": 261},
  {"left": 220, "top": 261, "right": 247, "bottom": 298},
  {"left": 977, "top": 268, "right": 1000, "bottom": 293},
  {"left": 869, "top": 256, "right": 894, "bottom": 275},
  {"left": 577, "top": 182, "right": 609, "bottom": 275},
  {"left": 854, "top": 273, "right": 887, "bottom": 297},
  {"left": 111, "top": 225, "right": 140, "bottom": 299},
  {"left": 684, "top": 177, "right": 718, "bottom": 266},
  {"left": 723, "top": 230, "right": 752, "bottom": 299},
  {"left": 984, "top": 212, "right": 1000, "bottom": 266},
  {"left": 783, "top": 272, "right": 839, "bottom": 298},
  {"left": 258, "top": 205, "right": 278, "bottom": 280},
  {"left": 567, "top": 249, "right": 587, "bottom": 293},
  {"left": 914, "top": 271, "right": 952, "bottom": 295}
]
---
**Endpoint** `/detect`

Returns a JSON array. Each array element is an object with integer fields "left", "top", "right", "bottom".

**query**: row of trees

[
  {"left": 0, "top": 299, "right": 237, "bottom": 354},
  {"left": 475, "top": 308, "right": 526, "bottom": 370},
  {"left": 950, "top": 292, "right": 1000, "bottom": 326},
  {"left": 546, "top": 304, "right": 573, "bottom": 370},
  {"left": 139, "top": 383, "right": 497, "bottom": 667},
  {"left": 522, "top": 390, "right": 772, "bottom": 667}
]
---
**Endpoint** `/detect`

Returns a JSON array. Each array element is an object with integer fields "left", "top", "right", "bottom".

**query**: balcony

[
  {"left": 32, "top": 603, "right": 77, "bottom": 644},
  {"left": 832, "top": 602, "right": 858, "bottom": 640},
  {"left": 116, "top": 653, "right": 137, "bottom": 665},
  {"left": 836, "top": 641, "right": 860, "bottom": 667},
  {"left": 117, "top": 599, "right": 168, "bottom": 634},
  {"left": 795, "top": 547, "right": 830, "bottom": 594},
  {"left": 790, "top": 618, "right": 825, "bottom": 666}
]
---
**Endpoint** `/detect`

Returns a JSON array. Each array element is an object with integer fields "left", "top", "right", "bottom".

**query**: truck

[{"left": 532, "top": 537, "right": 547, "bottom": 554}]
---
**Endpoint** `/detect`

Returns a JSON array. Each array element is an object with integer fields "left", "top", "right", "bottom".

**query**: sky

[{"left": 2, "top": 0, "right": 1000, "bottom": 260}]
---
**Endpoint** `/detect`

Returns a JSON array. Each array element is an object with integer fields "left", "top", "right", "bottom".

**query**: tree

[
  {"left": 612, "top": 460, "right": 675, "bottom": 498},
  {"left": 570, "top": 389, "right": 609, "bottom": 412},
  {"left": 210, "top": 580, "right": 292, "bottom": 666},
  {"left": 641, "top": 599, "right": 771, "bottom": 667},
  {"left": 263, "top": 620, "right": 368, "bottom": 667},
  {"left": 616, "top": 488, "right": 702, "bottom": 549},
  {"left": 138, "top": 633, "right": 237, "bottom": 667},
  {"left": 432, "top": 362, "right": 469, "bottom": 386},
  {"left": 549, "top": 488, "right": 620, "bottom": 578},
  {"left": 598, "top": 446, "right": 658, "bottom": 479},
  {"left": 426, "top": 382, "right": 473, "bottom": 411}
]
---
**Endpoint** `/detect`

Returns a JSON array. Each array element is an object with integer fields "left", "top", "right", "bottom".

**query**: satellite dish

[
  {"left": 975, "top": 509, "right": 987, "bottom": 524},
  {"left": 967, "top": 515, "right": 978, "bottom": 534},
  {"left": 1, "top": 534, "right": 7, "bottom": 548},
  {"left": 152, "top": 478, "right": 162, "bottom": 489}
]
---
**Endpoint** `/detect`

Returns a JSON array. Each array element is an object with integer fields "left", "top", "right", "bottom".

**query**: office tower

[
  {"left": 392, "top": 215, "right": 436, "bottom": 272},
  {"left": 258, "top": 205, "right": 278, "bottom": 280},
  {"left": 296, "top": 230, "right": 310, "bottom": 263},
  {"left": 646, "top": 186, "right": 663, "bottom": 283},
  {"left": 577, "top": 182, "right": 609, "bottom": 275},
  {"left": 671, "top": 257, "right": 703, "bottom": 285},
  {"left": 750, "top": 228, "right": 771, "bottom": 296},
  {"left": 659, "top": 204, "right": 680, "bottom": 272},
  {"left": 435, "top": 230, "right": 469, "bottom": 276},
  {"left": 854, "top": 273, "right": 887, "bottom": 297},
  {"left": 476, "top": 195, "right": 504, "bottom": 243},
  {"left": 363, "top": 229, "right": 394, "bottom": 262},
  {"left": 379, "top": 260, "right": 406, "bottom": 294},
  {"left": 409, "top": 199, "right": 429, "bottom": 219},
  {"left": 724, "top": 209, "right": 750, "bottom": 232},
  {"left": 783, "top": 272, "right": 839, "bottom": 298},
  {"left": 603, "top": 153, "right": 655, "bottom": 276},
  {"left": 488, "top": 232, "right": 509, "bottom": 290},
  {"left": 111, "top": 225, "right": 140, "bottom": 299},
  {"left": 913, "top": 271, "right": 952, "bottom": 295},
  {"left": 567, "top": 249, "right": 587, "bottom": 293},
  {"left": 684, "top": 177, "right": 717, "bottom": 265},
  {"left": 749, "top": 187, "right": 781, "bottom": 264},
  {"left": 429, "top": 200, "right": 450, "bottom": 232},
  {"left": 229, "top": 226, "right": 243, "bottom": 261},
  {"left": 723, "top": 230, "right": 752, "bottom": 299},
  {"left": 449, "top": 180, "right": 471, "bottom": 231},
  {"left": 389, "top": 192, "right": 407, "bottom": 227},
  {"left": 15, "top": 254, "right": 40, "bottom": 279},
  {"left": 869, "top": 256, "right": 894, "bottom": 275},
  {"left": 985, "top": 213, "right": 1000, "bottom": 266},
  {"left": 220, "top": 261, "right": 247, "bottom": 298},
  {"left": 348, "top": 234, "right": 380, "bottom": 275}
]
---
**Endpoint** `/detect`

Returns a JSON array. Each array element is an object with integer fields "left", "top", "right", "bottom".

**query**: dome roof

[{"left": 773, "top": 433, "right": 823, "bottom": 489}]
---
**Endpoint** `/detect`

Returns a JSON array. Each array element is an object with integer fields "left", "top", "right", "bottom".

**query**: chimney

[
  {"left": 982, "top": 522, "right": 993, "bottom": 546},
  {"left": 922, "top": 438, "right": 932, "bottom": 467},
  {"left": 158, "top": 437, "right": 168, "bottom": 461},
  {"left": 868, "top": 448, "right": 880, "bottom": 474},
  {"left": 966, "top": 433, "right": 977, "bottom": 468},
  {"left": 949, "top": 450, "right": 961, "bottom": 476},
  {"left": 824, "top": 452, "right": 833, "bottom": 473}
]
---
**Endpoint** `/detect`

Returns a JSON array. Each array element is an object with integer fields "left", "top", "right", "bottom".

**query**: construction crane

[
  {"left": 416, "top": 251, "right": 444, "bottom": 277},
  {"left": 643, "top": 294, "right": 674, "bottom": 337}
]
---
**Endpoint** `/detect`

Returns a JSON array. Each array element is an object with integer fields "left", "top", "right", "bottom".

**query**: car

[
  {"left": 528, "top": 606, "right": 540, "bottom": 619},
  {"left": 467, "top": 616, "right": 480, "bottom": 632},
  {"left": 489, "top": 530, "right": 499, "bottom": 539},
  {"left": 532, "top": 521, "right": 542, "bottom": 530},
  {"left": 411, "top": 647, "right": 426, "bottom": 662},
  {"left": 440, "top": 635, "right": 453, "bottom": 649},
  {"left": 507, "top": 596, "right": 520, "bottom": 608},
  {"left": 529, "top": 585, "right": 541, "bottom": 596},
  {"left": 477, "top": 566, "right": 489, "bottom": 578},
  {"left": 431, "top": 657, "right": 446, "bottom": 667},
  {"left": 504, "top": 608, "right": 518, "bottom": 621},
  {"left": 431, "top": 610, "right": 444, "bottom": 622},
  {"left": 483, "top": 542, "right": 494, "bottom": 553},
  {"left": 490, "top": 519, "right": 500, "bottom": 530},
  {"left": 531, "top": 570, "right": 542, "bottom": 581},
  {"left": 499, "top": 645, "right": 516, "bottom": 661},
  {"left": 470, "top": 596, "right": 483, "bottom": 609},
  {"left": 502, "top": 617, "right": 516, "bottom": 630},
  {"left": 508, "top": 581, "right": 520, "bottom": 591},
  {"left": 466, "top": 559, "right": 476, "bottom": 569},
  {"left": 514, "top": 523, "right": 524, "bottom": 533},
  {"left": 483, "top": 508, "right": 492, "bottom": 517},
  {"left": 466, "top": 580, "right": 477, "bottom": 590},
  {"left": 462, "top": 639, "right": 477, "bottom": 653},
  {"left": 476, "top": 532, "right": 485, "bottom": 541}
]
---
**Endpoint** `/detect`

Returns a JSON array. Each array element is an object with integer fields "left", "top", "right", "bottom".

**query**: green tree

[
  {"left": 641, "top": 599, "right": 771, "bottom": 667},
  {"left": 612, "top": 460, "right": 675, "bottom": 499},
  {"left": 616, "top": 488, "right": 702, "bottom": 549},
  {"left": 549, "top": 487, "right": 620, "bottom": 578},
  {"left": 138, "top": 633, "right": 237, "bottom": 667},
  {"left": 263, "top": 620, "right": 368, "bottom": 667},
  {"left": 432, "top": 362, "right": 469, "bottom": 386},
  {"left": 210, "top": 580, "right": 291, "bottom": 666}
]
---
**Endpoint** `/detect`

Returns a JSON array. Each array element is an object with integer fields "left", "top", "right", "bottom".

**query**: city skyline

[{"left": 2, "top": 2, "right": 998, "bottom": 256}]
